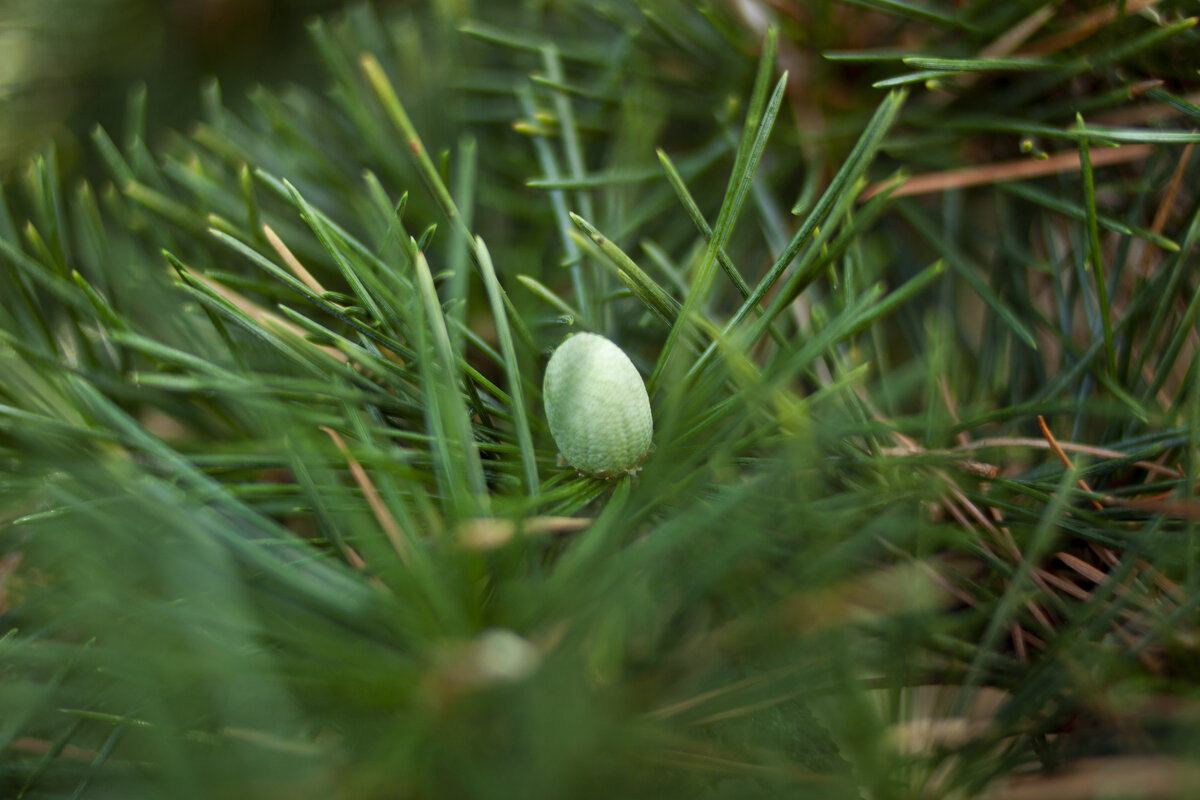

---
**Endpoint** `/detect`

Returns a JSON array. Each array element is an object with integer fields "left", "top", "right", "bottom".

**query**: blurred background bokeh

[{"left": 0, "top": 0, "right": 400, "bottom": 171}]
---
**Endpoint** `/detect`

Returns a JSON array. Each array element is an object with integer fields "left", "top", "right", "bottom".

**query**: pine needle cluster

[{"left": 1, "top": 2, "right": 1199, "bottom": 798}]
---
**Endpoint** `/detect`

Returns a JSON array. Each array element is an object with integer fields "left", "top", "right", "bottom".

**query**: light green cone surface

[{"left": 543, "top": 333, "right": 653, "bottom": 478}]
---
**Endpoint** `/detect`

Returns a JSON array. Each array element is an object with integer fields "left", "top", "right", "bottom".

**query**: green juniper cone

[{"left": 543, "top": 333, "right": 653, "bottom": 478}]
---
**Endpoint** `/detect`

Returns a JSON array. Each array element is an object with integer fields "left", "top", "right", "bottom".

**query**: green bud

[{"left": 542, "top": 333, "right": 653, "bottom": 479}]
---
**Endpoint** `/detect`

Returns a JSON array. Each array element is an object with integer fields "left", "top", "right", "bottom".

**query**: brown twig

[
  {"left": 1037, "top": 416, "right": 1106, "bottom": 511},
  {"left": 183, "top": 268, "right": 349, "bottom": 364},
  {"left": 951, "top": 437, "right": 1182, "bottom": 479},
  {"left": 1019, "top": 0, "right": 1165, "bottom": 57},
  {"left": 1140, "top": 140, "right": 1196, "bottom": 277},
  {"left": 321, "top": 426, "right": 415, "bottom": 567},
  {"left": 263, "top": 223, "right": 328, "bottom": 295},
  {"left": 861, "top": 145, "right": 1153, "bottom": 201}
]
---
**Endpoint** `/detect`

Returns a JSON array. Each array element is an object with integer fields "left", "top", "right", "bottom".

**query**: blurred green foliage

[
  {"left": 1, "top": 1, "right": 1199, "bottom": 798},
  {"left": 0, "top": 0, "right": 376, "bottom": 170}
]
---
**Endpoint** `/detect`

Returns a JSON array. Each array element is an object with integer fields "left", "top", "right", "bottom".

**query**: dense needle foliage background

[{"left": 2, "top": 0, "right": 1200, "bottom": 798}]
